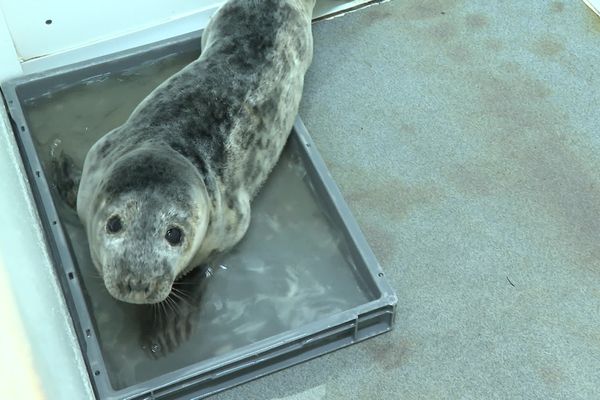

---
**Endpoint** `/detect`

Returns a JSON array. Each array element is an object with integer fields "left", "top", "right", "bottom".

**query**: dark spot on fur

[
  {"left": 218, "top": 0, "right": 290, "bottom": 51},
  {"left": 86, "top": 163, "right": 97, "bottom": 175},
  {"left": 243, "top": 167, "right": 253, "bottom": 182},
  {"left": 226, "top": 197, "right": 235, "bottom": 209},
  {"left": 166, "top": 143, "right": 220, "bottom": 221},
  {"left": 160, "top": 261, "right": 174, "bottom": 278},
  {"left": 256, "top": 137, "right": 271, "bottom": 150},
  {"left": 234, "top": 206, "right": 243, "bottom": 220},
  {"left": 98, "top": 140, "right": 112, "bottom": 158},
  {"left": 103, "top": 152, "right": 191, "bottom": 201}
]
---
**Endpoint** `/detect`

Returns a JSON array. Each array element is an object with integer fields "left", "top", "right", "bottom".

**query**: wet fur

[{"left": 77, "top": 0, "right": 315, "bottom": 333}]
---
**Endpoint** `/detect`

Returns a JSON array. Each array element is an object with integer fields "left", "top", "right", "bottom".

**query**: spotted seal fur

[{"left": 77, "top": 0, "right": 316, "bottom": 304}]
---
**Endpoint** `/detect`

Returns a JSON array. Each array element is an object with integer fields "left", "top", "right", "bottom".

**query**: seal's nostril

[{"left": 124, "top": 277, "right": 152, "bottom": 295}]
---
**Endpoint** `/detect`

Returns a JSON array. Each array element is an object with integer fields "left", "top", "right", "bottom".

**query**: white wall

[
  {"left": 0, "top": 0, "right": 224, "bottom": 61},
  {"left": 0, "top": 0, "right": 376, "bottom": 77}
]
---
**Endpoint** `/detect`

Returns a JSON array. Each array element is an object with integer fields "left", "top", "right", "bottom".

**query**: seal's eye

[
  {"left": 106, "top": 215, "right": 122, "bottom": 234},
  {"left": 165, "top": 227, "right": 183, "bottom": 246}
]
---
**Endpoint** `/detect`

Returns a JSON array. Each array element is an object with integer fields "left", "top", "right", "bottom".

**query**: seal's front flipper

[
  {"left": 140, "top": 265, "right": 209, "bottom": 358},
  {"left": 50, "top": 141, "right": 81, "bottom": 210},
  {"left": 141, "top": 300, "right": 197, "bottom": 358}
]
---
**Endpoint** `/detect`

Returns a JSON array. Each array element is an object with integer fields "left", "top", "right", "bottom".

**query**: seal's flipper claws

[{"left": 140, "top": 290, "right": 201, "bottom": 358}]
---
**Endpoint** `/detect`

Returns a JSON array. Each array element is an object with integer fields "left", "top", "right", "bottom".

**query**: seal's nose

[
  {"left": 110, "top": 271, "right": 172, "bottom": 304},
  {"left": 126, "top": 278, "right": 151, "bottom": 294},
  {"left": 117, "top": 276, "right": 155, "bottom": 297}
]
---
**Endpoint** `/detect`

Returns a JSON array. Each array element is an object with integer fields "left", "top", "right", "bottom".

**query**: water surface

[{"left": 23, "top": 51, "right": 372, "bottom": 389}]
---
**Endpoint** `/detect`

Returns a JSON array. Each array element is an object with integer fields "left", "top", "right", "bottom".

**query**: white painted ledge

[
  {"left": 2, "top": 0, "right": 377, "bottom": 75},
  {"left": 0, "top": 101, "right": 94, "bottom": 399}
]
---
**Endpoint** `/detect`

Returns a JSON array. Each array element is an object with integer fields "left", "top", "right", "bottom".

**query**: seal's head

[{"left": 86, "top": 148, "right": 210, "bottom": 304}]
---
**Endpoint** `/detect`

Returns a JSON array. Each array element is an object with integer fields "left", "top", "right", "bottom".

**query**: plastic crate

[{"left": 1, "top": 31, "right": 397, "bottom": 400}]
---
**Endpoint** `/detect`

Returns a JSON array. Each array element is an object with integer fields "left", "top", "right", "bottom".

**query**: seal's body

[{"left": 77, "top": 0, "right": 315, "bottom": 304}]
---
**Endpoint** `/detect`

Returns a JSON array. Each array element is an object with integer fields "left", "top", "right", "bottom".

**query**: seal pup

[{"left": 76, "top": 0, "right": 316, "bottom": 307}]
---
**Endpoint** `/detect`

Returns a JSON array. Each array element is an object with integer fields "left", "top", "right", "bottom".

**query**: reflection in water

[{"left": 24, "top": 52, "right": 370, "bottom": 389}]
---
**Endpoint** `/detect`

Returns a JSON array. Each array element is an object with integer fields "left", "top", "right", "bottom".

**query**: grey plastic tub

[{"left": 1, "top": 30, "right": 397, "bottom": 400}]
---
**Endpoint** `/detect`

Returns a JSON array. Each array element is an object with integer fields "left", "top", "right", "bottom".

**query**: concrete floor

[{"left": 214, "top": 1, "right": 600, "bottom": 399}]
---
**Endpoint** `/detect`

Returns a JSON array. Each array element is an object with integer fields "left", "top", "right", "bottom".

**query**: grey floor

[{"left": 214, "top": 1, "right": 600, "bottom": 399}]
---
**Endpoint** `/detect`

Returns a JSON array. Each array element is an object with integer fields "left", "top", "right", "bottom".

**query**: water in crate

[{"left": 23, "top": 51, "right": 371, "bottom": 388}]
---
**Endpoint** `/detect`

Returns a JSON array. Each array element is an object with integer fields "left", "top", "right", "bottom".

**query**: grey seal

[{"left": 76, "top": 0, "right": 316, "bottom": 304}]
